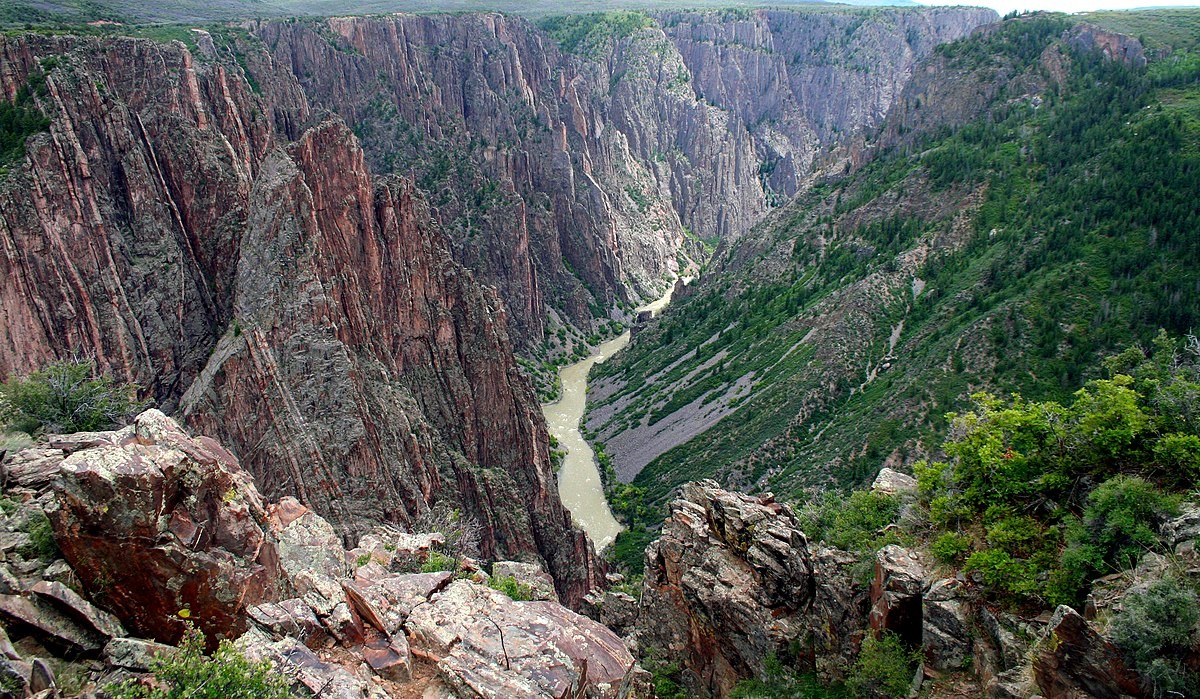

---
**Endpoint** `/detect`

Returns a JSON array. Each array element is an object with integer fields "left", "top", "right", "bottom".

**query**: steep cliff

[
  {"left": 249, "top": 8, "right": 993, "bottom": 362},
  {"left": 0, "top": 33, "right": 599, "bottom": 604}
]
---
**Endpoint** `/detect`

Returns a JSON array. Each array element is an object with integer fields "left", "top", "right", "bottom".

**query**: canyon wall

[{"left": 0, "top": 33, "right": 598, "bottom": 604}]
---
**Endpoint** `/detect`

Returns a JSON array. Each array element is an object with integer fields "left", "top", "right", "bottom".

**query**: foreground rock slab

[{"left": 46, "top": 410, "right": 286, "bottom": 646}]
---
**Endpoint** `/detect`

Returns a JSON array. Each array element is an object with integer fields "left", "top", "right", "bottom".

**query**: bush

[
  {"left": 107, "top": 626, "right": 290, "bottom": 699},
  {"left": 730, "top": 654, "right": 849, "bottom": 698},
  {"left": 420, "top": 551, "right": 457, "bottom": 573},
  {"left": 1108, "top": 578, "right": 1200, "bottom": 698},
  {"left": 846, "top": 632, "right": 920, "bottom": 699},
  {"left": 1, "top": 357, "right": 146, "bottom": 435},
  {"left": 488, "top": 575, "right": 536, "bottom": 601},
  {"left": 930, "top": 531, "right": 971, "bottom": 565},
  {"left": 1079, "top": 475, "right": 1178, "bottom": 571},
  {"left": 17, "top": 511, "right": 58, "bottom": 561}
]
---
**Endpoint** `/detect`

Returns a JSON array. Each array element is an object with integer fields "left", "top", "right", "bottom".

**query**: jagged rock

[
  {"left": 870, "top": 546, "right": 926, "bottom": 647},
  {"left": 1033, "top": 606, "right": 1141, "bottom": 699},
  {"left": 0, "top": 532, "right": 31, "bottom": 556},
  {"left": 104, "top": 638, "right": 176, "bottom": 671},
  {"left": 247, "top": 599, "right": 330, "bottom": 649},
  {"left": 922, "top": 579, "right": 972, "bottom": 671},
  {"left": 407, "top": 580, "right": 643, "bottom": 699},
  {"left": 271, "top": 499, "right": 347, "bottom": 616},
  {"left": 29, "top": 581, "right": 126, "bottom": 640},
  {"left": 871, "top": 468, "right": 918, "bottom": 496},
  {"left": 237, "top": 628, "right": 388, "bottom": 699},
  {"left": 0, "top": 566, "right": 18, "bottom": 596},
  {"left": 0, "top": 626, "right": 18, "bottom": 661},
  {"left": 322, "top": 601, "right": 366, "bottom": 647},
  {"left": 491, "top": 561, "right": 559, "bottom": 603},
  {"left": 28, "top": 658, "right": 53, "bottom": 693},
  {"left": 582, "top": 590, "right": 639, "bottom": 638},
  {"left": 46, "top": 410, "right": 285, "bottom": 647},
  {"left": 39, "top": 561, "right": 74, "bottom": 587},
  {"left": 0, "top": 594, "right": 102, "bottom": 656},
  {"left": 0, "top": 449, "right": 65, "bottom": 491},
  {"left": 360, "top": 632, "right": 412, "bottom": 683},
  {"left": 636, "top": 480, "right": 865, "bottom": 696},
  {"left": 344, "top": 570, "right": 454, "bottom": 636}
]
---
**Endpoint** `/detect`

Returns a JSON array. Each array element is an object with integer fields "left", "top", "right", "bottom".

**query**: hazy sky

[{"left": 916, "top": 0, "right": 1200, "bottom": 15}]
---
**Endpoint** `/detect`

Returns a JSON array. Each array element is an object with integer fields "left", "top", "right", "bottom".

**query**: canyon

[
  {"left": 0, "top": 6, "right": 992, "bottom": 605},
  {"left": 3, "top": 6, "right": 1199, "bottom": 698}
]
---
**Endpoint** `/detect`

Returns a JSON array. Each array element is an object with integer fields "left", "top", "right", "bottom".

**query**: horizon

[{"left": 915, "top": 0, "right": 1200, "bottom": 16}]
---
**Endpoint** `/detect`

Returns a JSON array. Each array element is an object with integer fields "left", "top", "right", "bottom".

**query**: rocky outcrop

[
  {"left": 1033, "top": 605, "right": 1143, "bottom": 699},
  {"left": 0, "top": 424, "right": 648, "bottom": 698},
  {"left": 634, "top": 480, "right": 866, "bottom": 696},
  {"left": 47, "top": 409, "right": 284, "bottom": 646}
]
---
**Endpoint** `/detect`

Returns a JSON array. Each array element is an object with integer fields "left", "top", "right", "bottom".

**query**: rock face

[
  {"left": 0, "top": 33, "right": 598, "bottom": 605},
  {"left": 635, "top": 480, "right": 866, "bottom": 696},
  {"left": 47, "top": 410, "right": 285, "bottom": 646},
  {"left": 254, "top": 8, "right": 993, "bottom": 348},
  {"left": 1033, "top": 606, "right": 1143, "bottom": 699}
]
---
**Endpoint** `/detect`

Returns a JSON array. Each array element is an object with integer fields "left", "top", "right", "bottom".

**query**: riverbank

[{"left": 542, "top": 281, "right": 680, "bottom": 550}]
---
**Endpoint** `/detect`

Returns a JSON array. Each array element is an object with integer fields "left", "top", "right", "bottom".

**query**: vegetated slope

[{"left": 589, "top": 13, "right": 1200, "bottom": 540}]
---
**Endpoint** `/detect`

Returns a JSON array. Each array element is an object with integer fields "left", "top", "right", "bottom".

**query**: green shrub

[
  {"left": 488, "top": 575, "right": 536, "bottom": 601},
  {"left": 420, "top": 551, "right": 457, "bottom": 573},
  {"left": 846, "top": 632, "right": 920, "bottom": 699},
  {"left": 18, "top": 511, "right": 58, "bottom": 561},
  {"left": 731, "top": 654, "right": 849, "bottom": 698},
  {"left": 930, "top": 531, "right": 971, "bottom": 565},
  {"left": 107, "top": 626, "right": 289, "bottom": 699},
  {"left": 1, "top": 357, "right": 146, "bottom": 435},
  {"left": 1079, "top": 475, "right": 1178, "bottom": 571},
  {"left": 1108, "top": 578, "right": 1200, "bottom": 698}
]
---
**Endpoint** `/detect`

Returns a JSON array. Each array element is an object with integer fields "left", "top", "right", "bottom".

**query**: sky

[{"left": 916, "top": 0, "right": 1199, "bottom": 15}]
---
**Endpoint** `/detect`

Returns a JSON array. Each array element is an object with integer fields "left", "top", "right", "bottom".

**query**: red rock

[{"left": 48, "top": 410, "right": 285, "bottom": 648}]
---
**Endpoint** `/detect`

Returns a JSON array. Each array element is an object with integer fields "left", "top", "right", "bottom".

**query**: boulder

[
  {"left": 360, "top": 631, "right": 412, "bottom": 683},
  {"left": 0, "top": 593, "right": 103, "bottom": 656},
  {"left": 247, "top": 598, "right": 330, "bottom": 649},
  {"left": 922, "top": 578, "right": 972, "bottom": 671},
  {"left": 871, "top": 468, "right": 918, "bottom": 496},
  {"left": 29, "top": 580, "right": 126, "bottom": 640},
  {"left": 634, "top": 481, "right": 865, "bottom": 695},
  {"left": 47, "top": 409, "right": 286, "bottom": 647},
  {"left": 407, "top": 580, "right": 644, "bottom": 699},
  {"left": 237, "top": 628, "right": 388, "bottom": 699},
  {"left": 104, "top": 638, "right": 177, "bottom": 671},
  {"left": 1033, "top": 605, "right": 1141, "bottom": 699},
  {"left": 271, "top": 498, "right": 347, "bottom": 616}
]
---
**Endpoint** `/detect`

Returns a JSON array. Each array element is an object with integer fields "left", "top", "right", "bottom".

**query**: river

[{"left": 542, "top": 281, "right": 679, "bottom": 551}]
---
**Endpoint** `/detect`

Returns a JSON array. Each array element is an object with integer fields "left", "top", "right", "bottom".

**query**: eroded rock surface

[{"left": 635, "top": 480, "right": 866, "bottom": 696}]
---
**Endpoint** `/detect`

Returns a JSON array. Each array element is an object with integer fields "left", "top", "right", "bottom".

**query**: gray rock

[
  {"left": 28, "top": 658, "right": 53, "bottom": 694},
  {"left": 407, "top": 580, "right": 642, "bottom": 699},
  {"left": 0, "top": 594, "right": 103, "bottom": 656},
  {"left": 104, "top": 637, "right": 177, "bottom": 671},
  {"left": 871, "top": 468, "right": 918, "bottom": 495},
  {"left": 30, "top": 580, "right": 127, "bottom": 640}
]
